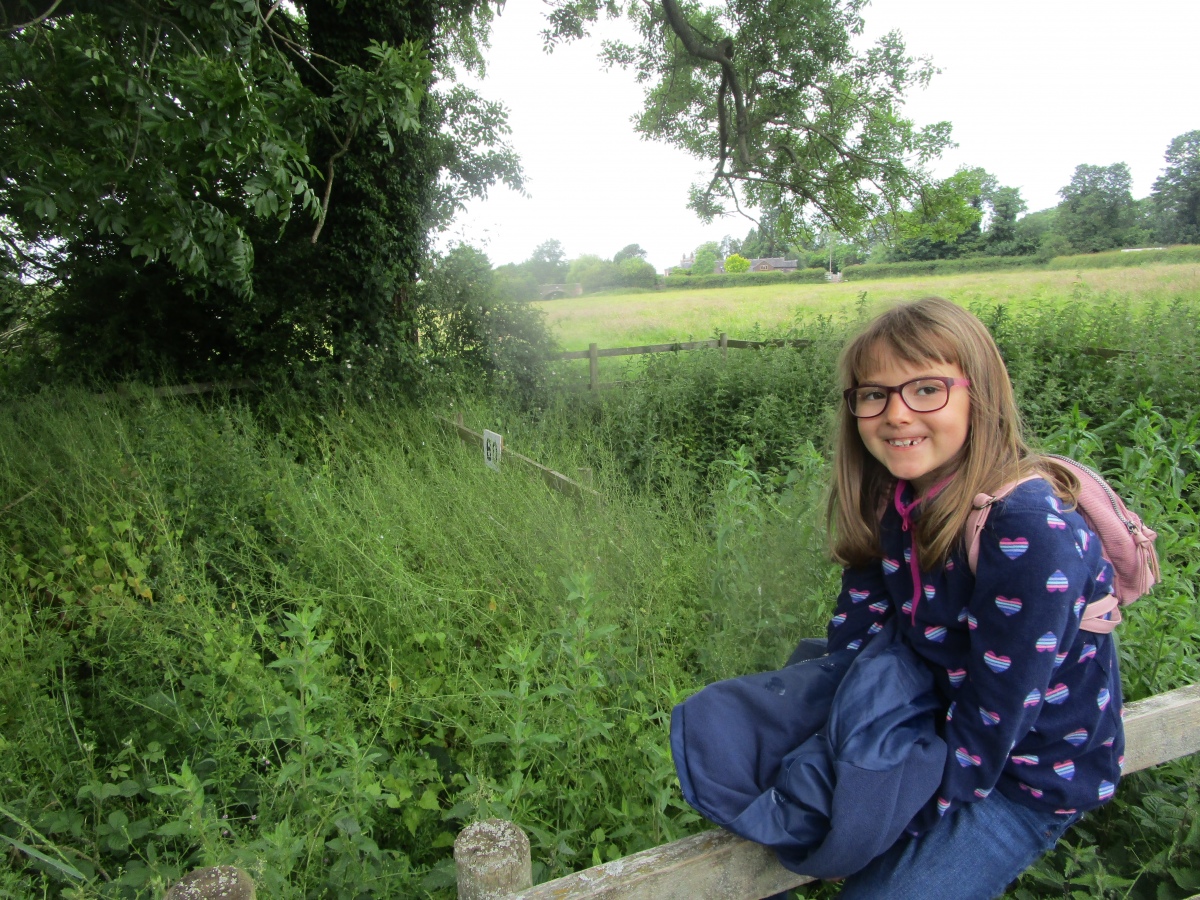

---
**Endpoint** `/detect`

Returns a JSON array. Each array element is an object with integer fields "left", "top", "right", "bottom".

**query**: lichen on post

[{"left": 454, "top": 818, "right": 533, "bottom": 899}]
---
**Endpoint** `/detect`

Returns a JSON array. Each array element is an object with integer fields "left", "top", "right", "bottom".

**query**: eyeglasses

[{"left": 843, "top": 376, "right": 970, "bottom": 419}]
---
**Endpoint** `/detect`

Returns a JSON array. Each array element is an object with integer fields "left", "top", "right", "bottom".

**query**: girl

[{"left": 824, "top": 298, "right": 1123, "bottom": 899}]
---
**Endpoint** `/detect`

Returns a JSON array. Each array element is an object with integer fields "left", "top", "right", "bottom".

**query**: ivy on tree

[
  {"left": 0, "top": 0, "right": 522, "bottom": 382},
  {"left": 542, "top": 0, "right": 953, "bottom": 242}
]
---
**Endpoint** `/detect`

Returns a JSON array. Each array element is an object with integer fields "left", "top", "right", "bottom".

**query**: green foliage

[
  {"left": 1056, "top": 163, "right": 1151, "bottom": 253},
  {"left": 414, "top": 245, "right": 557, "bottom": 405},
  {"left": 839, "top": 244, "right": 1200, "bottom": 280},
  {"left": 0, "top": 0, "right": 522, "bottom": 387},
  {"left": 690, "top": 242, "right": 720, "bottom": 277},
  {"left": 1, "top": 294, "right": 1199, "bottom": 898},
  {"left": 664, "top": 268, "right": 828, "bottom": 290},
  {"left": 613, "top": 244, "right": 648, "bottom": 264},
  {"left": 550, "top": 0, "right": 952, "bottom": 242},
  {"left": 884, "top": 167, "right": 991, "bottom": 261},
  {"left": 722, "top": 253, "right": 750, "bottom": 274},
  {"left": 0, "top": 391, "right": 713, "bottom": 895},
  {"left": 1151, "top": 131, "right": 1200, "bottom": 245}
]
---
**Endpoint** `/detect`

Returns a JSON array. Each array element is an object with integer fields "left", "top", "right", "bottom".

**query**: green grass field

[{"left": 535, "top": 261, "right": 1200, "bottom": 351}]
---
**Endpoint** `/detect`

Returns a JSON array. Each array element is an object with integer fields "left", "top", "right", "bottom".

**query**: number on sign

[{"left": 483, "top": 430, "right": 502, "bottom": 471}]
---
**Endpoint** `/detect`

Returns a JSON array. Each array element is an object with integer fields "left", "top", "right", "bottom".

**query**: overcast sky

[{"left": 445, "top": 0, "right": 1200, "bottom": 273}]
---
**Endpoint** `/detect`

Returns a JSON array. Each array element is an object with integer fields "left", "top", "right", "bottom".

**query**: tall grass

[{"left": 1, "top": 293, "right": 1198, "bottom": 898}]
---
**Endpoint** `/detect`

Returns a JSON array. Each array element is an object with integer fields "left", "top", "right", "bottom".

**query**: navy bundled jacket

[
  {"left": 828, "top": 478, "right": 1124, "bottom": 830},
  {"left": 671, "top": 618, "right": 947, "bottom": 878}
]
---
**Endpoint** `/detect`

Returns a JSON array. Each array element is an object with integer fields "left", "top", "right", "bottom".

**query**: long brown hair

[{"left": 828, "top": 298, "right": 1076, "bottom": 568}]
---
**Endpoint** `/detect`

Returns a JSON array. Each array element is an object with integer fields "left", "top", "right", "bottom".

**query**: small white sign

[{"left": 483, "top": 429, "right": 502, "bottom": 471}]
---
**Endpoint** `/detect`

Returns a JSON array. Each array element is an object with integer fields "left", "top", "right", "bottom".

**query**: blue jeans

[{"left": 833, "top": 791, "right": 1080, "bottom": 900}]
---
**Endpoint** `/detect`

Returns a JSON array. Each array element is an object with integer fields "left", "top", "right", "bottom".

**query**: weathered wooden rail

[
  {"left": 454, "top": 681, "right": 1200, "bottom": 900},
  {"left": 552, "top": 334, "right": 813, "bottom": 390},
  {"left": 551, "top": 336, "right": 1133, "bottom": 392},
  {"left": 434, "top": 413, "right": 600, "bottom": 501}
]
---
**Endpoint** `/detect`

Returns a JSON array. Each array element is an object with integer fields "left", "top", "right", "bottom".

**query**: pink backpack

[{"left": 965, "top": 455, "right": 1160, "bottom": 634}]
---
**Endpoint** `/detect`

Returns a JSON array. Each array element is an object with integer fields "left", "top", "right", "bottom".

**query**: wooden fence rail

[
  {"left": 551, "top": 336, "right": 1132, "bottom": 392},
  {"left": 455, "top": 681, "right": 1200, "bottom": 900},
  {"left": 434, "top": 413, "right": 600, "bottom": 501}
]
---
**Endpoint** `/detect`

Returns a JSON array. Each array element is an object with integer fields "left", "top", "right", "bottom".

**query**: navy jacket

[
  {"left": 827, "top": 478, "right": 1124, "bottom": 830},
  {"left": 671, "top": 619, "right": 946, "bottom": 878}
]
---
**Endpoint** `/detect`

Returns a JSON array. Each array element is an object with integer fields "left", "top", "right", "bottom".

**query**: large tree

[
  {"left": 1150, "top": 130, "right": 1200, "bottom": 245},
  {"left": 0, "top": 0, "right": 520, "bottom": 381},
  {"left": 543, "top": 0, "right": 952, "bottom": 243},
  {"left": 1055, "top": 163, "right": 1148, "bottom": 254}
]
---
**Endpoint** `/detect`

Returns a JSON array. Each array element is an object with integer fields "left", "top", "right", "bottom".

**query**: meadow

[
  {"left": 1, "top": 281, "right": 1199, "bottom": 898},
  {"left": 536, "top": 261, "right": 1200, "bottom": 351}
]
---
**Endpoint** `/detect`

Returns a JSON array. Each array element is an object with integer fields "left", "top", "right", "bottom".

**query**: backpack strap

[
  {"left": 965, "top": 476, "right": 1041, "bottom": 573},
  {"left": 966, "top": 474, "right": 1125, "bottom": 635}
]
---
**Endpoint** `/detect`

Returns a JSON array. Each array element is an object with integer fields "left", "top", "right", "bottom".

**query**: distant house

[{"left": 749, "top": 257, "right": 799, "bottom": 272}]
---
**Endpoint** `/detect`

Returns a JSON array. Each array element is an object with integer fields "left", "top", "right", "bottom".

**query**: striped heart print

[
  {"left": 923, "top": 584, "right": 936, "bottom": 600},
  {"left": 831, "top": 613, "right": 847, "bottom": 627},
  {"left": 1035, "top": 632, "right": 1058, "bottom": 653},
  {"left": 955, "top": 747, "right": 982, "bottom": 767},
  {"left": 1023, "top": 689, "right": 1042, "bottom": 708},
  {"left": 1073, "top": 596, "right": 1086, "bottom": 616},
  {"left": 846, "top": 638, "right": 863, "bottom": 650},
  {"left": 924, "top": 625, "right": 947, "bottom": 642},
  {"left": 1046, "top": 513, "right": 1067, "bottom": 530},
  {"left": 1064, "top": 728, "right": 1089, "bottom": 747},
  {"left": 1097, "top": 688, "right": 1111, "bottom": 711},
  {"left": 1011, "top": 754, "right": 1039, "bottom": 765},
  {"left": 1078, "top": 644, "right": 1097, "bottom": 663},
  {"left": 867, "top": 621, "right": 883, "bottom": 635},
  {"left": 979, "top": 708, "right": 1001, "bottom": 726},
  {"left": 937, "top": 797, "right": 951, "bottom": 815},
  {"left": 1098, "top": 780, "right": 1115, "bottom": 801},
  {"left": 966, "top": 612, "right": 978, "bottom": 630},
  {"left": 973, "top": 787, "right": 992, "bottom": 799},
  {"left": 869, "top": 600, "right": 889, "bottom": 614},
  {"left": 882, "top": 558, "right": 900, "bottom": 574},
  {"left": 849, "top": 588, "right": 870, "bottom": 603},
  {"left": 947, "top": 668, "right": 967, "bottom": 687},
  {"left": 995, "top": 596, "right": 1022, "bottom": 615},
  {"left": 1019, "top": 783, "right": 1044, "bottom": 798},
  {"left": 983, "top": 651, "right": 1011, "bottom": 673},
  {"left": 1053, "top": 760, "right": 1076, "bottom": 780},
  {"left": 1046, "top": 570, "right": 1070, "bottom": 592},
  {"left": 1045, "top": 683, "right": 1070, "bottom": 704},
  {"left": 998, "top": 537, "right": 1029, "bottom": 559}
]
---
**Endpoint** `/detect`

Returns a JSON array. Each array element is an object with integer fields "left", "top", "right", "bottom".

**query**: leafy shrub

[
  {"left": 722, "top": 253, "right": 750, "bottom": 274},
  {"left": 415, "top": 244, "right": 556, "bottom": 406}
]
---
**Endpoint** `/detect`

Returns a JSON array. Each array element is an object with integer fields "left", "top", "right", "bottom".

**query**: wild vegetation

[{"left": 1, "top": 288, "right": 1198, "bottom": 898}]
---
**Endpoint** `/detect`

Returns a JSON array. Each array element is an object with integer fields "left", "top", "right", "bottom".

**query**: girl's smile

[{"left": 856, "top": 355, "right": 971, "bottom": 494}]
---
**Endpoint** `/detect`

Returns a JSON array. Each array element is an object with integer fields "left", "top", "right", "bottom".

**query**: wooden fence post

[
  {"left": 576, "top": 467, "right": 593, "bottom": 488},
  {"left": 165, "top": 866, "right": 255, "bottom": 900},
  {"left": 719, "top": 332, "right": 728, "bottom": 358},
  {"left": 588, "top": 343, "right": 599, "bottom": 391},
  {"left": 456, "top": 411, "right": 464, "bottom": 427},
  {"left": 455, "top": 819, "right": 532, "bottom": 900}
]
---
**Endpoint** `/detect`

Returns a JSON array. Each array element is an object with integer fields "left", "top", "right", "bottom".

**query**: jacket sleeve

[
  {"left": 826, "top": 564, "right": 894, "bottom": 653},
  {"left": 932, "top": 491, "right": 1106, "bottom": 818}
]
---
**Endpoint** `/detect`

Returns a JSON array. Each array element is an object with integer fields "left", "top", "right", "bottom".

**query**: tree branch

[
  {"left": 3, "top": 0, "right": 64, "bottom": 33},
  {"left": 658, "top": 0, "right": 751, "bottom": 170}
]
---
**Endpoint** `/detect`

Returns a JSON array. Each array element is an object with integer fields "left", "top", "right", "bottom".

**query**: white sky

[{"left": 445, "top": 0, "right": 1200, "bottom": 273}]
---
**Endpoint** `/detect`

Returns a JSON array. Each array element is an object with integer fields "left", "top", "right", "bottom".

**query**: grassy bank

[{"left": 1, "top": 297, "right": 1199, "bottom": 898}]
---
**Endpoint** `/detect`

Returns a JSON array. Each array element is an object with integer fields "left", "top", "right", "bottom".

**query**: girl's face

[{"left": 855, "top": 350, "right": 971, "bottom": 494}]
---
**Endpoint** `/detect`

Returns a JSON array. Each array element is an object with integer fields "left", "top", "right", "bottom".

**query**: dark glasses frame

[{"left": 843, "top": 376, "right": 971, "bottom": 419}]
